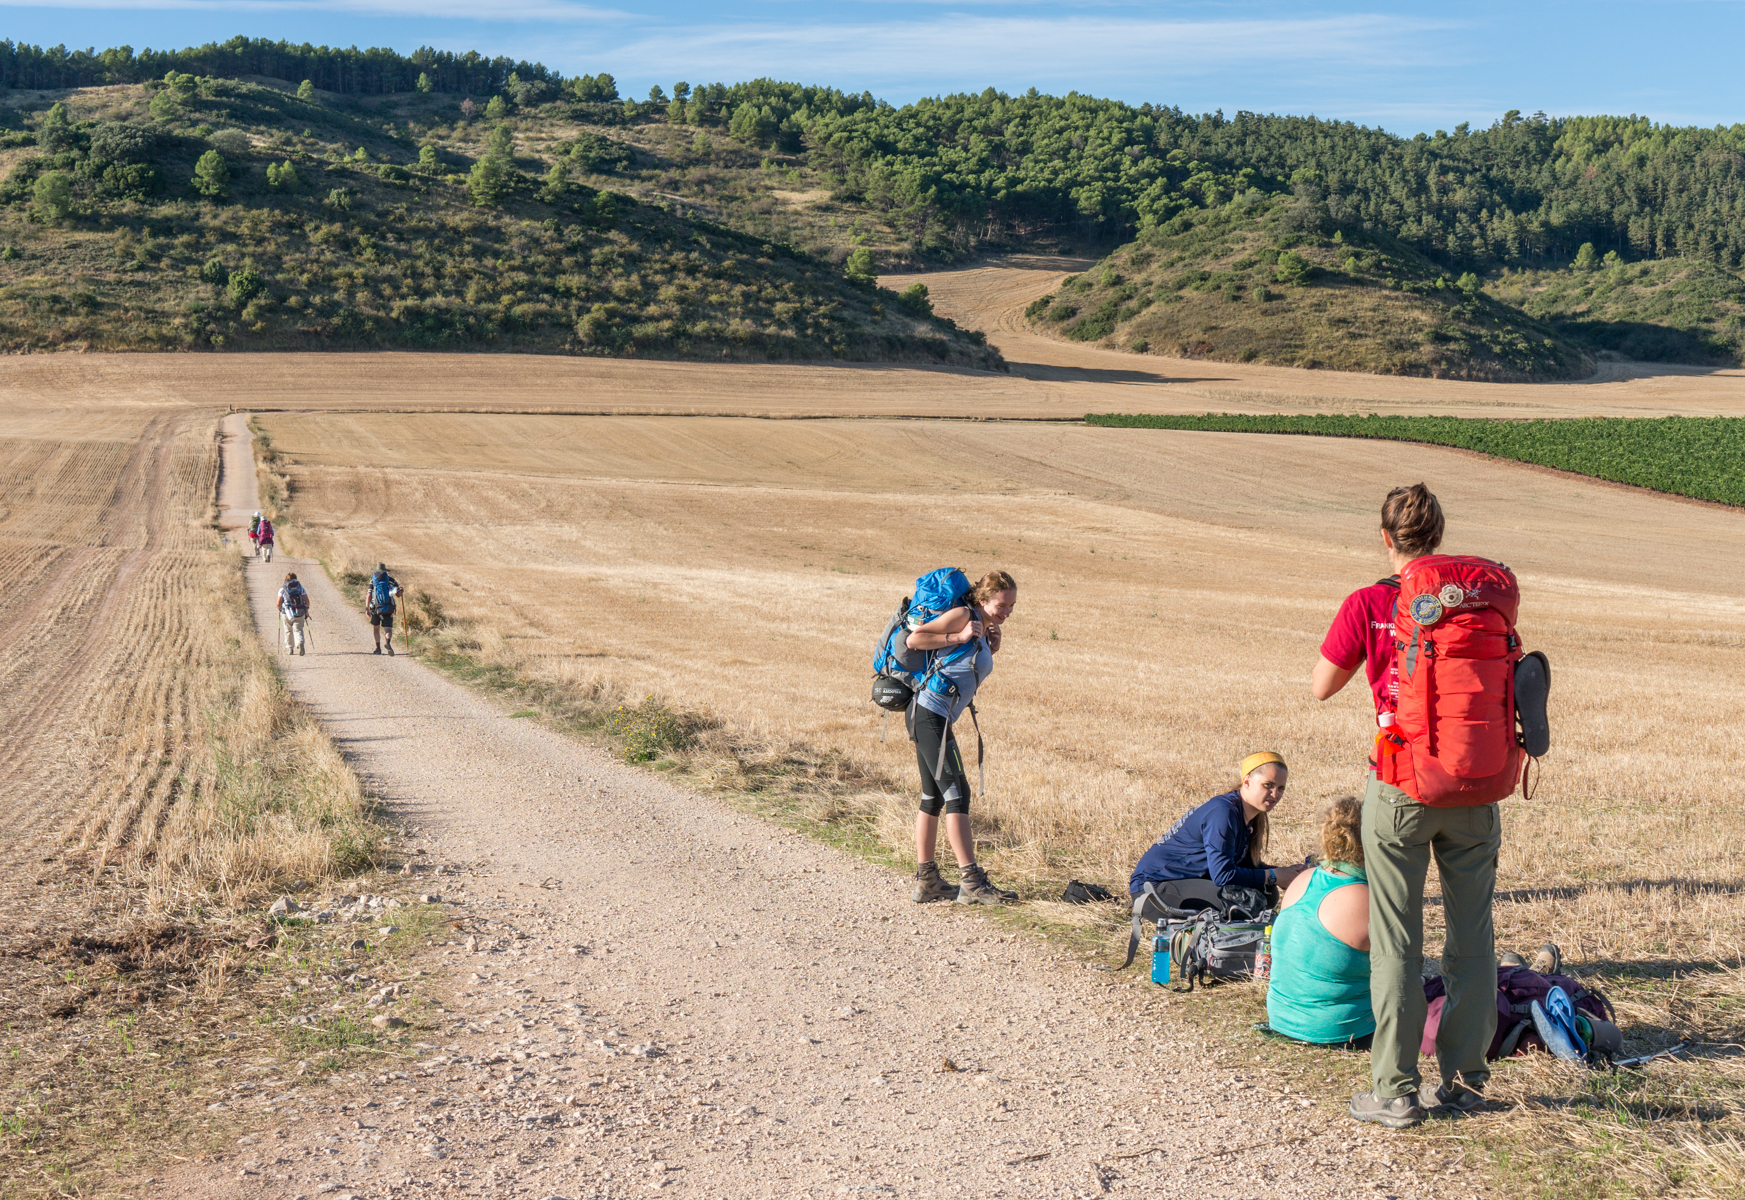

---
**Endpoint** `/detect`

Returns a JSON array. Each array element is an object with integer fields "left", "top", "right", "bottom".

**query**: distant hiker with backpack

[
  {"left": 248, "top": 511, "right": 262, "bottom": 556},
  {"left": 1265, "top": 797, "right": 1617, "bottom": 1063},
  {"left": 257, "top": 516, "right": 275, "bottom": 563},
  {"left": 1312, "top": 483, "right": 1550, "bottom": 1128},
  {"left": 365, "top": 563, "right": 400, "bottom": 656},
  {"left": 278, "top": 572, "right": 311, "bottom": 656},
  {"left": 1129, "top": 752, "right": 1311, "bottom": 898},
  {"left": 873, "top": 568, "right": 1018, "bottom": 906}
]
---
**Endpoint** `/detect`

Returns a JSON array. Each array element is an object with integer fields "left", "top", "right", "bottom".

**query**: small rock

[
  {"left": 236, "top": 1135, "right": 257, "bottom": 1145},
  {"left": 464, "top": 936, "right": 478, "bottom": 953},
  {"left": 423, "top": 1144, "right": 447, "bottom": 1159},
  {"left": 420, "top": 893, "right": 442, "bottom": 904},
  {"left": 938, "top": 1058, "right": 959, "bottom": 1073},
  {"left": 267, "top": 896, "right": 299, "bottom": 917},
  {"left": 372, "top": 1014, "right": 407, "bottom": 1030},
  {"left": 350, "top": 939, "right": 366, "bottom": 951},
  {"left": 378, "top": 925, "right": 398, "bottom": 935},
  {"left": 832, "top": 1006, "right": 856, "bottom": 1020},
  {"left": 399, "top": 861, "right": 414, "bottom": 876}
]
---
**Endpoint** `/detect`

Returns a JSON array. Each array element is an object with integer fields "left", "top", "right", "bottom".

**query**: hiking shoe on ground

[
  {"left": 1419, "top": 1083, "right": 1489, "bottom": 1116},
  {"left": 1530, "top": 942, "right": 1562, "bottom": 976},
  {"left": 373, "top": 647, "right": 381, "bottom": 655},
  {"left": 955, "top": 865, "right": 1016, "bottom": 906},
  {"left": 1349, "top": 1090, "right": 1425, "bottom": 1129},
  {"left": 912, "top": 862, "right": 957, "bottom": 904},
  {"left": 386, "top": 643, "right": 395, "bottom": 657},
  {"left": 1498, "top": 951, "right": 1527, "bottom": 968}
]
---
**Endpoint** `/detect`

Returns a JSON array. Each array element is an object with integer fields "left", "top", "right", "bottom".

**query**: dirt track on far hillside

[{"left": 147, "top": 420, "right": 1472, "bottom": 1199}]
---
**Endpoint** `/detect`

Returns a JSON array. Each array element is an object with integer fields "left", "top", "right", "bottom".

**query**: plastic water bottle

[
  {"left": 1151, "top": 933, "right": 1170, "bottom": 985},
  {"left": 1253, "top": 925, "right": 1273, "bottom": 982}
]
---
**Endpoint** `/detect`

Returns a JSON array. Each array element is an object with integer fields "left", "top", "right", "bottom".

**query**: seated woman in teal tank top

[{"left": 1267, "top": 796, "right": 1375, "bottom": 1046}]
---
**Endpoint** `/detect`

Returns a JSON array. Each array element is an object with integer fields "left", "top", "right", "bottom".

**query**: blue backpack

[
  {"left": 871, "top": 567, "right": 974, "bottom": 703},
  {"left": 870, "top": 568, "right": 986, "bottom": 789},
  {"left": 370, "top": 573, "right": 398, "bottom": 612}
]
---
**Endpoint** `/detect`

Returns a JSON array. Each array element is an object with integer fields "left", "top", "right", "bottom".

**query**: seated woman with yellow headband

[{"left": 1128, "top": 751, "right": 1310, "bottom": 897}]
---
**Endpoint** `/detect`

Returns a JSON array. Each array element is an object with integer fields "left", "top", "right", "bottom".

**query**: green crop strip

[{"left": 1084, "top": 412, "right": 1745, "bottom": 507}]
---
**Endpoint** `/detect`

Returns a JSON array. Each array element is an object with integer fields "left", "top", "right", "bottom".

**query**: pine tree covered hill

[
  {"left": 0, "top": 75, "right": 997, "bottom": 364},
  {"left": 1025, "top": 196, "right": 1591, "bottom": 381},
  {"left": 3, "top": 37, "right": 1743, "bottom": 373}
]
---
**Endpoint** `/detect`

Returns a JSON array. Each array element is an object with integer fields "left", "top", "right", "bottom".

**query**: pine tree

[{"left": 191, "top": 150, "right": 230, "bottom": 198}]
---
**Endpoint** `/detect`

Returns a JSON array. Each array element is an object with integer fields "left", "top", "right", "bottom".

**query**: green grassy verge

[{"left": 1085, "top": 412, "right": 1745, "bottom": 506}]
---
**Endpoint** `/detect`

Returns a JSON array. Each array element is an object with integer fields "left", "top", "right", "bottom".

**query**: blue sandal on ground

[{"left": 1531, "top": 985, "right": 1587, "bottom": 1061}]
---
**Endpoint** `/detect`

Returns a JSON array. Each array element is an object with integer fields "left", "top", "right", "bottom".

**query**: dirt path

[{"left": 151, "top": 420, "right": 1472, "bottom": 1198}]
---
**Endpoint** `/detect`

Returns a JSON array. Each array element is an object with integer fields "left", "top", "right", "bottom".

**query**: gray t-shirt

[{"left": 916, "top": 637, "right": 992, "bottom": 722}]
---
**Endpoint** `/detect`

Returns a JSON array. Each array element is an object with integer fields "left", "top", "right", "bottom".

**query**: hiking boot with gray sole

[
  {"left": 955, "top": 865, "right": 1017, "bottom": 906},
  {"left": 912, "top": 862, "right": 957, "bottom": 904},
  {"left": 1419, "top": 1083, "right": 1489, "bottom": 1116},
  {"left": 1349, "top": 1090, "right": 1425, "bottom": 1129},
  {"left": 1499, "top": 951, "right": 1527, "bottom": 968},
  {"left": 1530, "top": 942, "right": 1562, "bottom": 976}
]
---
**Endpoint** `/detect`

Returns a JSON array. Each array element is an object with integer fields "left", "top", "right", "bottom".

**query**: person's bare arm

[
  {"left": 1311, "top": 655, "right": 1358, "bottom": 701},
  {"left": 906, "top": 608, "right": 980, "bottom": 651}
]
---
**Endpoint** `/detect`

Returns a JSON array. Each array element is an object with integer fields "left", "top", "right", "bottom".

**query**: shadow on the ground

[{"left": 1008, "top": 360, "right": 1238, "bottom": 386}]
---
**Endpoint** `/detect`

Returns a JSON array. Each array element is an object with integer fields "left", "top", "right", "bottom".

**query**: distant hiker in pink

[{"left": 257, "top": 516, "right": 275, "bottom": 563}]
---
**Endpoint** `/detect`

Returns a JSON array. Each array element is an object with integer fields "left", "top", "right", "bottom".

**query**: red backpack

[{"left": 1378, "top": 555, "right": 1525, "bottom": 806}]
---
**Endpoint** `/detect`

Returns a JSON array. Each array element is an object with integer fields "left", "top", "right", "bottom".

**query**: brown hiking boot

[
  {"left": 955, "top": 864, "right": 1016, "bottom": 906},
  {"left": 1530, "top": 943, "right": 1562, "bottom": 976},
  {"left": 912, "top": 861, "right": 957, "bottom": 904}
]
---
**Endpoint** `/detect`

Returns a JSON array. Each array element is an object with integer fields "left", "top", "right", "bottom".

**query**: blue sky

[{"left": 4, "top": 1, "right": 1742, "bottom": 133}]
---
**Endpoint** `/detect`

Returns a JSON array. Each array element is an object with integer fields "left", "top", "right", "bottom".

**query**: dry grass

[
  {"left": 0, "top": 400, "right": 382, "bottom": 1195},
  {"left": 256, "top": 407, "right": 1745, "bottom": 1195}
]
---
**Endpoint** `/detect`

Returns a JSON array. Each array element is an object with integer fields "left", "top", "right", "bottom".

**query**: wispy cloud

[
  {"left": 0, "top": 0, "right": 625, "bottom": 20},
  {"left": 595, "top": 13, "right": 1457, "bottom": 100}
]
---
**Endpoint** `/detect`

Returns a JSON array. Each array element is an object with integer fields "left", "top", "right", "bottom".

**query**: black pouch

[{"left": 1060, "top": 880, "right": 1115, "bottom": 905}]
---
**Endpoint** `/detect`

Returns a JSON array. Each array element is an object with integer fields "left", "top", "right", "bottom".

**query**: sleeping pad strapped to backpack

[
  {"left": 1422, "top": 964, "right": 1612, "bottom": 1060},
  {"left": 869, "top": 567, "right": 986, "bottom": 790},
  {"left": 1379, "top": 555, "right": 1537, "bottom": 806}
]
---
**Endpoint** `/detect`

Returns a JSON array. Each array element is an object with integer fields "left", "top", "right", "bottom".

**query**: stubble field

[
  {"left": 0, "top": 397, "right": 378, "bottom": 1195},
  {"left": 258, "top": 410, "right": 1745, "bottom": 944},
  {"left": 9, "top": 258, "right": 1745, "bottom": 1195}
]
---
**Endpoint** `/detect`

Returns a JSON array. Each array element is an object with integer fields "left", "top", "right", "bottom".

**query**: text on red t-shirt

[{"left": 1320, "top": 579, "right": 1400, "bottom": 715}]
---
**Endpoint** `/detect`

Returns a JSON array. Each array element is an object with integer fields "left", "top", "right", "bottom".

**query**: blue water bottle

[{"left": 1151, "top": 932, "right": 1170, "bottom": 985}]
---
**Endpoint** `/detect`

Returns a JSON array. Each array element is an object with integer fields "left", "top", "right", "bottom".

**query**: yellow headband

[{"left": 1240, "top": 751, "right": 1287, "bottom": 779}]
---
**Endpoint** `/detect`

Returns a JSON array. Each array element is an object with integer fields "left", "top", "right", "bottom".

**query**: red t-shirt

[{"left": 1320, "top": 578, "right": 1400, "bottom": 715}]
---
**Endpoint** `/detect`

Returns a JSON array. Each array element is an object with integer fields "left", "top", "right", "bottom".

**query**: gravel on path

[{"left": 152, "top": 413, "right": 1466, "bottom": 1200}]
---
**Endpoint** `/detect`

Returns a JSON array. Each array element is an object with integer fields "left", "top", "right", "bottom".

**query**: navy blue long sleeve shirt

[{"left": 1129, "top": 790, "right": 1270, "bottom": 895}]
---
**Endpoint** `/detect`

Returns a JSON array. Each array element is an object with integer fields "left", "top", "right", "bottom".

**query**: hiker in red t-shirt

[{"left": 1311, "top": 484, "right": 1504, "bottom": 1130}]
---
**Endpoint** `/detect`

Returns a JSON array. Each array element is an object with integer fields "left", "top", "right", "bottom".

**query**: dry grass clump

[{"left": 260, "top": 407, "right": 1745, "bottom": 1197}]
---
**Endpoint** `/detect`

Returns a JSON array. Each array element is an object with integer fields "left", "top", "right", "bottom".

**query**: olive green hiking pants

[{"left": 1362, "top": 775, "right": 1500, "bottom": 1099}]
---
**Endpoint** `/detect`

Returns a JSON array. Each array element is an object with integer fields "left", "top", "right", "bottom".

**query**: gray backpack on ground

[{"left": 1166, "top": 909, "right": 1271, "bottom": 992}]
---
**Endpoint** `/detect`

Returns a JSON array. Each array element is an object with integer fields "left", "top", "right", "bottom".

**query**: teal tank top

[{"left": 1265, "top": 864, "right": 1375, "bottom": 1044}]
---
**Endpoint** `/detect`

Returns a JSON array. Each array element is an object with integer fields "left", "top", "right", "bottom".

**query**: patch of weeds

[{"left": 604, "top": 694, "right": 697, "bottom": 762}]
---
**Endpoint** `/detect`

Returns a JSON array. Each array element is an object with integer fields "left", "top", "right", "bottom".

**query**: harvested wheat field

[
  {"left": 4, "top": 255, "right": 1745, "bottom": 424},
  {"left": 255, "top": 403, "right": 1745, "bottom": 1193},
  {"left": 0, "top": 397, "right": 378, "bottom": 1195},
  {"left": 259, "top": 409, "right": 1745, "bottom": 910}
]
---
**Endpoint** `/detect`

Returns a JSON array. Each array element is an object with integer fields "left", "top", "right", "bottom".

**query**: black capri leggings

[{"left": 913, "top": 705, "right": 970, "bottom": 817}]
